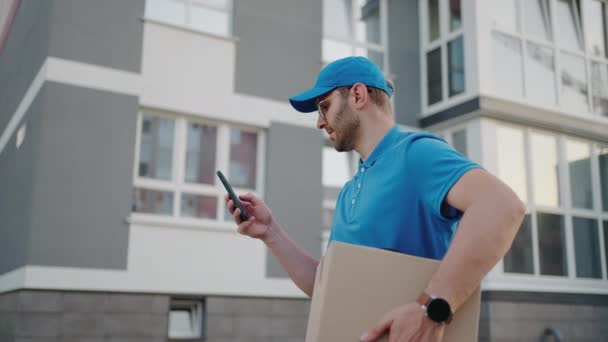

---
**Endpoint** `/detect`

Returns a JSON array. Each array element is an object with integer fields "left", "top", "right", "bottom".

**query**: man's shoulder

[{"left": 393, "top": 130, "right": 447, "bottom": 151}]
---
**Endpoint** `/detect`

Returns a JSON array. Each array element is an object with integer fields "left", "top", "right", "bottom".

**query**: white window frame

[
  {"left": 419, "top": 0, "right": 470, "bottom": 114},
  {"left": 485, "top": 120, "right": 608, "bottom": 294},
  {"left": 144, "top": 0, "right": 234, "bottom": 38},
  {"left": 322, "top": 0, "right": 391, "bottom": 76},
  {"left": 489, "top": 0, "right": 608, "bottom": 118},
  {"left": 131, "top": 110, "right": 266, "bottom": 231}
]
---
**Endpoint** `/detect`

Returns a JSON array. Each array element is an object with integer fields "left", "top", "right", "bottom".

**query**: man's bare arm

[
  {"left": 263, "top": 220, "right": 319, "bottom": 296},
  {"left": 424, "top": 168, "right": 526, "bottom": 311}
]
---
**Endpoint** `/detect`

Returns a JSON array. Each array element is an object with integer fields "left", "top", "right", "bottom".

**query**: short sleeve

[{"left": 407, "top": 136, "right": 481, "bottom": 220}]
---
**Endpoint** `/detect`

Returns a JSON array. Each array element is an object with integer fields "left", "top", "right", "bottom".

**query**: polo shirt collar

[{"left": 360, "top": 125, "right": 401, "bottom": 168}]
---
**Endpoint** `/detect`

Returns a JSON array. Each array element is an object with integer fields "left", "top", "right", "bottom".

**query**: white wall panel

[
  {"left": 1, "top": 224, "right": 306, "bottom": 297},
  {"left": 140, "top": 22, "right": 316, "bottom": 129}
]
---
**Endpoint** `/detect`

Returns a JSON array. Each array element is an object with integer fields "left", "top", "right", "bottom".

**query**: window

[
  {"left": 556, "top": 0, "right": 583, "bottom": 51},
  {"left": 526, "top": 0, "right": 553, "bottom": 41},
  {"left": 493, "top": 32, "right": 524, "bottom": 99},
  {"left": 496, "top": 125, "right": 528, "bottom": 202},
  {"left": 538, "top": 212, "right": 567, "bottom": 276},
  {"left": 449, "top": 0, "right": 462, "bottom": 31},
  {"left": 132, "top": 111, "right": 263, "bottom": 223},
  {"left": 169, "top": 299, "right": 204, "bottom": 339},
  {"left": 448, "top": 36, "right": 465, "bottom": 96},
  {"left": 422, "top": 0, "right": 466, "bottom": 107},
  {"left": 573, "top": 217, "right": 602, "bottom": 278},
  {"left": 429, "top": 0, "right": 440, "bottom": 41},
  {"left": 504, "top": 215, "right": 534, "bottom": 274},
  {"left": 451, "top": 129, "right": 467, "bottom": 156},
  {"left": 600, "top": 144, "right": 608, "bottom": 211},
  {"left": 437, "top": 127, "right": 469, "bottom": 158},
  {"left": 566, "top": 139, "right": 593, "bottom": 209},
  {"left": 145, "top": 0, "right": 232, "bottom": 37},
  {"left": 133, "top": 189, "right": 174, "bottom": 215},
  {"left": 585, "top": 0, "right": 608, "bottom": 117},
  {"left": 560, "top": 52, "right": 588, "bottom": 112},
  {"left": 138, "top": 116, "right": 175, "bottom": 180},
  {"left": 496, "top": 123, "right": 608, "bottom": 283},
  {"left": 591, "top": 62, "right": 608, "bottom": 115},
  {"left": 530, "top": 132, "right": 561, "bottom": 208},
  {"left": 583, "top": 0, "right": 608, "bottom": 57},
  {"left": 525, "top": 42, "right": 557, "bottom": 105},
  {"left": 492, "top": 0, "right": 608, "bottom": 118},
  {"left": 604, "top": 221, "right": 608, "bottom": 269},
  {"left": 427, "top": 48, "right": 443, "bottom": 105},
  {"left": 322, "top": 0, "right": 388, "bottom": 70}
]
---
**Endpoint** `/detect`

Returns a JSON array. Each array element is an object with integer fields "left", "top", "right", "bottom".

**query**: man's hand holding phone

[
  {"left": 224, "top": 192, "right": 274, "bottom": 240},
  {"left": 217, "top": 171, "right": 274, "bottom": 241}
]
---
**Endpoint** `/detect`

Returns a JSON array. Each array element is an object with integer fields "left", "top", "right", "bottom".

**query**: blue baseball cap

[{"left": 289, "top": 56, "right": 393, "bottom": 113}]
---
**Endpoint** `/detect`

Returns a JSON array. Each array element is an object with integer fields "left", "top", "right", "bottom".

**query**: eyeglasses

[{"left": 316, "top": 87, "right": 351, "bottom": 121}]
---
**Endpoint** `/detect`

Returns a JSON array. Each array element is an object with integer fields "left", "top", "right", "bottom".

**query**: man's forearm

[
  {"left": 425, "top": 193, "right": 525, "bottom": 312},
  {"left": 263, "top": 220, "right": 319, "bottom": 297}
]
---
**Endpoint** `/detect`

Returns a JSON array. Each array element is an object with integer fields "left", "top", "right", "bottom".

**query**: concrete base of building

[
  {"left": 0, "top": 290, "right": 310, "bottom": 342},
  {"left": 479, "top": 291, "right": 608, "bottom": 342},
  {"left": 2, "top": 289, "right": 608, "bottom": 341}
]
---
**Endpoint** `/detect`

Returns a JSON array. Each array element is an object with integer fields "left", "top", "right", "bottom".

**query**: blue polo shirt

[{"left": 328, "top": 125, "right": 481, "bottom": 260}]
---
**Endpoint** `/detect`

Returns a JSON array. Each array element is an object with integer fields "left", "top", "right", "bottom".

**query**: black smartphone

[{"left": 216, "top": 170, "right": 250, "bottom": 221}]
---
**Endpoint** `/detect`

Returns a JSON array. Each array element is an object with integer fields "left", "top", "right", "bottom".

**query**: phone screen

[{"left": 216, "top": 171, "right": 250, "bottom": 221}]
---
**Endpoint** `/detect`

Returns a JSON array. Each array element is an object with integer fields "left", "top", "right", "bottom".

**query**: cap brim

[{"left": 289, "top": 86, "right": 335, "bottom": 113}]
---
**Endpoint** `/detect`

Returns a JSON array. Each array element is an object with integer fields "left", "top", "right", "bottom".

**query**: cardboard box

[{"left": 305, "top": 242, "right": 481, "bottom": 342}]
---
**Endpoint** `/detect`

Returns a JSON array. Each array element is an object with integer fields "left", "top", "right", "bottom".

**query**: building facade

[{"left": 0, "top": 0, "right": 606, "bottom": 341}]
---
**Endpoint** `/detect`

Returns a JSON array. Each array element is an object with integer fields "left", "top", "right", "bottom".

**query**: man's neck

[{"left": 355, "top": 118, "right": 395, "bottom": 162}]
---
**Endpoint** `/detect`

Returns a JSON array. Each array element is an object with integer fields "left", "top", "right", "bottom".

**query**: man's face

[{"left": 317, "top": 88, "right": 360, "bottom": 152}]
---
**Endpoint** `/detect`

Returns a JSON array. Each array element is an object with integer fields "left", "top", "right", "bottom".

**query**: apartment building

[{"left": 0, "top": 0, "right": 606, "bottom": 341}]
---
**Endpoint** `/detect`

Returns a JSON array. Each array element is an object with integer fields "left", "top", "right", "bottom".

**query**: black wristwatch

[{"left": 416, "top": 292, "right": 453, "bottom": 324}]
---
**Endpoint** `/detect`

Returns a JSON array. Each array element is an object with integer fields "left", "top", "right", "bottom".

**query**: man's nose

[{"left": 316, "top": 113, "right": 326, "bottom": 130}]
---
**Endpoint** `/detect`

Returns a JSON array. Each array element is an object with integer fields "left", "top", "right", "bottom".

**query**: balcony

[{"left": 420, "top": 0, "right": 608, "bottom": 138}]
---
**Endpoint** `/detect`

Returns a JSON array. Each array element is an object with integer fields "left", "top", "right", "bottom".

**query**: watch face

[{"left": 427, "top": 298, "right": 452, "bottom": 323}]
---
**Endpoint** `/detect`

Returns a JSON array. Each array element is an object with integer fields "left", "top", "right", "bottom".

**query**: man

[{"left": 225, "top": 56, "right": 525, "bottom": 341}]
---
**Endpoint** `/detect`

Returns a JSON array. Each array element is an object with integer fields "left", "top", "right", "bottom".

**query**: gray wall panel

[
  {"left": 28, "top": 82, "right": 138, "bottom": 269},
  {"left": 265, "top": 123, "right": 323, "bottom": 278},
  {"left": 485, "top": 300, "right": 608, "bottom": 341},
  {"left": 48, "top": 0, "right": 145, "bottom": 72},
  {"left": 1, "top": 291, "right": 310, "bottom": 340},
  {"left": 0, "top": 0, "right": 51, "bottom": 132},
  {"left": 234, "top": 0, "right": 322, "bottom": 102},
  {"left": 0, "top": 87, "right": 46, "bottom": 274},
  {"left": 388, "top": 0, "right": 421, "bottom": 127}
]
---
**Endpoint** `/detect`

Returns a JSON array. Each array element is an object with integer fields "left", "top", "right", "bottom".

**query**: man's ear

[{"left": 351, "top": 82, "right": 369, "bottom": 110}]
